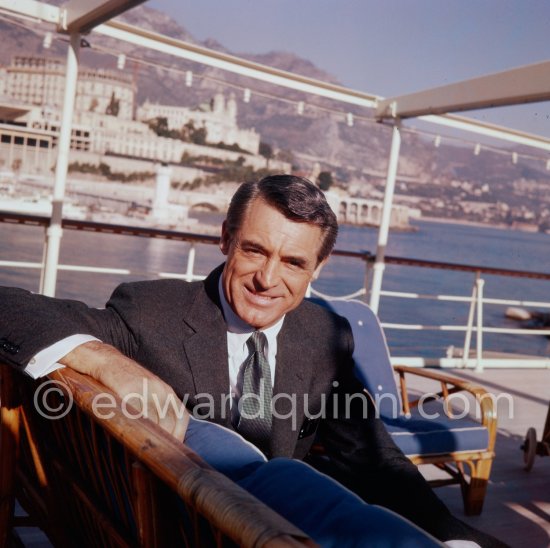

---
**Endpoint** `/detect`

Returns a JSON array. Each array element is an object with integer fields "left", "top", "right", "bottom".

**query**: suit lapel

[
  {"left": 181, "top": 266, "right": 232, "bottom": 426},
  {"left": 181, "top": 267, "right": 320, "bottom": 452},
  {"left": 270, "top": 307, "right": 316, "bottom": 457}
]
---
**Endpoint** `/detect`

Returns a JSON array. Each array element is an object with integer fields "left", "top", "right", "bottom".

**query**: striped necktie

[{"left": 236, "top": 331, "right": 273, "bottom": 454}]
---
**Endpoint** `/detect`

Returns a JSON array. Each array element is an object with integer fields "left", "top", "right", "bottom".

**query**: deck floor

[
  {"left": 416, "top": 368, "right": 550, "bottom": 547},
  {"left": 13, "top": 368, "right": 550, "bottom": 547}
]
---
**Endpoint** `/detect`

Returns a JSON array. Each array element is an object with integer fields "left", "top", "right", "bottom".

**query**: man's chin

[{"left": 243, "top": 308, "right": 282, "bottom": 330}]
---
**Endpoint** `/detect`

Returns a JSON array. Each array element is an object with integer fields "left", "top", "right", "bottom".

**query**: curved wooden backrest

[{"left": 0, "top": 364, "right": 311, "bottom": 547}]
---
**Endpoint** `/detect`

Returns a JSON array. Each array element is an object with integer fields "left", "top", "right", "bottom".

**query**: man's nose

[{"left": 255, "top": 258, "right": 280, "bottom": 288}]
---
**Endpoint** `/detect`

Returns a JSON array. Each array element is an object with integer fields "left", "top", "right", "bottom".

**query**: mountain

[
  {"left": 1, "top": 2, "right": 549, "bottom": 227},
  {"left": 0, "top": 3, "right": 467, "bottom": 179}
]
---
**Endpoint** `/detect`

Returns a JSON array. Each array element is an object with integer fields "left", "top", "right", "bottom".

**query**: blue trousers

[{"left": 184, "top": 417, "right": 442, "bottom": 548}]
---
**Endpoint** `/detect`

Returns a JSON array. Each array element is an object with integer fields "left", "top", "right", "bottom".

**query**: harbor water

[{"left": 1, "top": 216, "right": 549, "bottom": 359}]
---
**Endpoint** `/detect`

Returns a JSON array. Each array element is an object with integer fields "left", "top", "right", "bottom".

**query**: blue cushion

[
  {"left": 311, "top": 298, "right": 489, "bottom": 458},
  {"left": 383, "top": 400, "right": 489, "bottom": 456},
  {"left": 309, "top": 298, "right": 402, "bottom": 418}
]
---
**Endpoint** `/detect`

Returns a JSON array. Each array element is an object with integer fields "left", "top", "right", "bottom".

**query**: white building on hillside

[
  {"left": 4, "top": 56, "right": 135, "bottom": 120},
  {"left": 0, "top": 57, "right": 281, "bottom": 178},
  {"left": 136, "top": 93, "right": 260, "bottom": 154}
]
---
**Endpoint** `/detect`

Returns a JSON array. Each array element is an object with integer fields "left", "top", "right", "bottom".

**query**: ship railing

[
  {"left": 375, "top": 258, "right": 550, "bottom": 371},
  {"left": 2, "top": 212, "right": 550, "bottom": 371},
  {"left": 310, "top": 255, "right": 550, "bottom": 371}
]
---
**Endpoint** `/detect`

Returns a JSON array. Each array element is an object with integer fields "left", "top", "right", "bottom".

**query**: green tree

[
  {"left": 180, "top": 120, "right": 196, "bottom": 141},
  {"left": 190, "top": 126, "right": 207, "bottom": 145},
  {"left": 105, "top": 92, "right": 120, "bottom": 117},
  {"left": 259, "top": 142, "right": 274, "bottom": 167},
  {"left": 148, "top": 117, "right": 170, "bottom": 137},
  {"left": 317, "top": 171, "right": 334, "bottom": 191}
]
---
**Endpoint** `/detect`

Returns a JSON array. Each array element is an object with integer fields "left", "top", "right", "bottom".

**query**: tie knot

[{"left": 247, "top": 331, "right": 266, "bottom": 354}]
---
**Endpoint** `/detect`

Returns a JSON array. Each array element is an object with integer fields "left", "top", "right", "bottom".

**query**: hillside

[{"left": 0, "top": 2, "right": 549, "bottom": 228}]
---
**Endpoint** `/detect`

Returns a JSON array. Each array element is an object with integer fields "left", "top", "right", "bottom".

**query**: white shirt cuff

[
  {"left": 25, "top": 334, "right": 100, "bottom": 379},
  {"left": 445, "top": 541, "right": 482, "bottom": 548}
]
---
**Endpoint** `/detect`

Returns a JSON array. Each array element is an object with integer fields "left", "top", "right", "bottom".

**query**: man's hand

[{"left": 60, "top": 341, "right": 189, "bottom": 441}]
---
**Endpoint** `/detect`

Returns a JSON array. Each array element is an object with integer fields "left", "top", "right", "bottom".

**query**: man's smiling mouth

[{"left": 244, "top": 286, "right": 280, "bottom": 305}]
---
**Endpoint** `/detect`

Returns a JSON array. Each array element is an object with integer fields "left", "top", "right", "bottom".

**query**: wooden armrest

[
  {"left": 392, "top": 365, "right": 497, "bottom": 448},
  {"left": 47, "top": 368, "right": 310, "bottom": 546},
  {"left": 393, "top": 365, "right": 490, "bottom": 396},
  {"left": 266, "top": 536, "right": 318, "bottom": 547},
  {"left": 0, "top": 364, "right": 312, "bottom": 547}
]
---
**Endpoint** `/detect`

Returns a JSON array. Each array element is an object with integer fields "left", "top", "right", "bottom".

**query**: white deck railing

[{"left": 2, "top": 212, "right": 550, "bottom": 371}]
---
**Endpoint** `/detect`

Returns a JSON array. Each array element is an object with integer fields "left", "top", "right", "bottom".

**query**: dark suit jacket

[
  {"left": 0, "top": 266, "right": 499, "bottom": 544},
  {"left": 2, "top": 265, "right": 362, "bottom": 459}
]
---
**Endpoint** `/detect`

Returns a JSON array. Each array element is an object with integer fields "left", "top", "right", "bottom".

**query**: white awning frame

[
  {"left": 60, "top": 0, "right": 147, "bottom": 34},
  {"left": 0, "top": 0, "right": 548, "bottom": 314},
  {"left": 376, "top": 60, "right": 550, "bottom": 120}
]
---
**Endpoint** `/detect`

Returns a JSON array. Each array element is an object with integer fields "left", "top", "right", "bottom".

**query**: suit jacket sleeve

[{"left": 0, "top": 284, "right": 139, "bottom": 371}]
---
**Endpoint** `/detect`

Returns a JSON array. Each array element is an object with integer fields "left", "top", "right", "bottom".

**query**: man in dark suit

[{"left": 0, "top": 175, "right": 503, "bottom": 546}]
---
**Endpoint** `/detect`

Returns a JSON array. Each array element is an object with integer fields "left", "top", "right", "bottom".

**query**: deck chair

[
  {"left": 311, "top": 298, "right": 497, "bottom": 516},
  {"left": 0, "top": 363, "right": 311, "bottom": 548},
  {"left": 0, "top": 363, "right": 441, "bottom": 548}
]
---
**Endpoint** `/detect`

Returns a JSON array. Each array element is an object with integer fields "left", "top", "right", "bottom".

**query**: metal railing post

[
  {"left": 363, "top": 258, "right": 372, "bottom": 299},
  {"left": 40, "top": 32, "right": 81, "bottom": 296},
  {"left": 369, "top": 118, "right": 401, "bottom": 314},
  {"left": 185, "top": 243, "right": 196, "bottom": 282},
  {"left": 462, "top": 272, "right": 479, "bottom": 368},
  {"left": 475, "top": 277, "right": 485, "bottom": 373}
]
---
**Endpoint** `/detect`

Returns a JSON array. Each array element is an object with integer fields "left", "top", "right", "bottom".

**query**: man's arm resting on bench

[{"left": 60, "top": 340, "right": 189, "bottom": 441}]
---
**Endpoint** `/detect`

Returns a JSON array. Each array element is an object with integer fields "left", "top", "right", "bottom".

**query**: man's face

[{"left": 220, "top": 198, "right": 327, "bottom": 329}]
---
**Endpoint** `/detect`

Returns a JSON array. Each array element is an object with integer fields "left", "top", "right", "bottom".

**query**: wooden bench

[{"left": 0, "top": 364, "right": 312, "bottom": 547}]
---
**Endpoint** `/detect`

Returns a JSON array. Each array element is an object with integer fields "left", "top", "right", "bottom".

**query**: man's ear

[
  {"left": 311, "top": 257, "right": 328, "bottom": 281},
  {"left": 220, "top": 221, "right": 230, "bottom": 255}
]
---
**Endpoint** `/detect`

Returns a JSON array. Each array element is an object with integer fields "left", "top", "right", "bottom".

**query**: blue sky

[{"left": 148, "top": 0, "right": 550, "bottom": 138}]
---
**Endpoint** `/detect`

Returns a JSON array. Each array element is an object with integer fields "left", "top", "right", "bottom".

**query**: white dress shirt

[{"left": 25, "top": 334, "right": 98, "bottom": 379}]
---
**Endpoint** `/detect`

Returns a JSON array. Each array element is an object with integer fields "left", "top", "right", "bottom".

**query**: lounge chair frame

[
  {"left": 393, "top": 365, "right": 497, "bottom": 515},
  {"left": 0, "top": 364, "right": 310, "bottom": 547}
]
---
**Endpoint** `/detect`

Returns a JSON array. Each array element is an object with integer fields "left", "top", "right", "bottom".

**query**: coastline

[{"left": 415, "top": 216, "right": 544, "bottom": 234}]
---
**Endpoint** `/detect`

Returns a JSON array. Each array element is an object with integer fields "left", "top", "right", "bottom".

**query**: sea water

[{"left": 1, "top": 217, "right": 549, "bottom": 358}]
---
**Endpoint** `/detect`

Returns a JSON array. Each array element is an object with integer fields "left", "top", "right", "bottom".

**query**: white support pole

[
  {"left": 475, "top": 277, "right": 485, "bottom": 373},
  {"left": 40, "top": 32, "right": 80, "bottom": 296},
  {"left": 185, "top": 243, "right": 196, "bottom": 283},
  {"left": 462, "top": 272, "right": 479, "bottom": 368},
  {"left": 152, "top": 163, "right": 171, "bottom": 221},
  {"left": 369, "top": 120, "right": 401, "bottom": 314}
]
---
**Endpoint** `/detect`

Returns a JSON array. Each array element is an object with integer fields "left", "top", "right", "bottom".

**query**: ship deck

[
  {"left": 11, "top": 366, "right": 549, "bottom": 547},
  {"left": 418, "top": 367, "right": 550, "bottom": 547}
]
